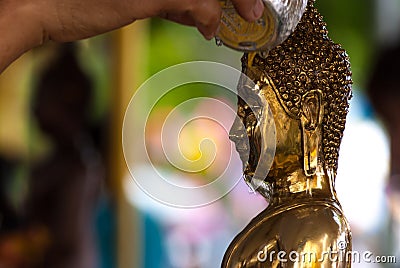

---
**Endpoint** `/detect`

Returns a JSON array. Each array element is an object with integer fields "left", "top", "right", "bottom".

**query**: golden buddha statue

[{"left": 224, "top": 0, "right": 353, "bottom": 267}]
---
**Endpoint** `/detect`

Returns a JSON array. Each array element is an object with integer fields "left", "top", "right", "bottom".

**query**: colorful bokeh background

[{"left": 0, "top": 0, "right": 399, "bottom": 267}]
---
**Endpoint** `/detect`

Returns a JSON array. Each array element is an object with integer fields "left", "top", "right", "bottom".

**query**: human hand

[
  {"left": 37, "top": 0, "right": 265, "bottom": 42},
  {"left": 0, "top": 0, "right": 264, "bottom": 72}
]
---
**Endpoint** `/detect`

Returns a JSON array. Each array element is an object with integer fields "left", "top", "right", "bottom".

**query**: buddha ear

[{"left": 300, "top": 90, "right": 323, "bottom": 177}]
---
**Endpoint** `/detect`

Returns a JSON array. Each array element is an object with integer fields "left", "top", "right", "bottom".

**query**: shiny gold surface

[{"left": 224, "top": 0, "right": 353, "bottom": 267}]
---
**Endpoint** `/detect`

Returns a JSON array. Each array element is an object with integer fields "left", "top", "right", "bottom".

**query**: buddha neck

[{"left": 258, "top": 165, "right": 338, "bottom": 207}]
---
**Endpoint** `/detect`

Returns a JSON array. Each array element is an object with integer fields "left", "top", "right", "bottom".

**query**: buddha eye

[
  {"left": 237, "top": 106, "right": 246, "bottom": 118},
  {"left": 247, "top": 113, "right": 256, "bottom": 123},
  {"left": 243, "top": 103, "right": 255, "bottom": 115}
]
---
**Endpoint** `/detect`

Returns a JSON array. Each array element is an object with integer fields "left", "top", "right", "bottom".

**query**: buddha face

[{"left": 229, "top": 79, "right": 303, "bottom": 195}]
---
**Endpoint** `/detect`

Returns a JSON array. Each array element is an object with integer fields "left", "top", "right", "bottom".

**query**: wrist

[{"left": 0, "top": 1, "right": 44, "bottom": 72}]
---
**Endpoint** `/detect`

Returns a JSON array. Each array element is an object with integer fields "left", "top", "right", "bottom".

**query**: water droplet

[{"left": 215, "top": 37, "right": 223, "bottom": 47}]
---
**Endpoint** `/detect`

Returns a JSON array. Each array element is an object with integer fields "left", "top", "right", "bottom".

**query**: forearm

[{"left": 0, "top": 1, "right": 44, "bottom": 73}]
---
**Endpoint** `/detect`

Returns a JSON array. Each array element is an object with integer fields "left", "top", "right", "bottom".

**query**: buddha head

[{"left": 229, "top": 0, "right": 352, "bottom": 200}]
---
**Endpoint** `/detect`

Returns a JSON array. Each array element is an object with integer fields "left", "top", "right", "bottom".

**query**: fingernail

[{"left": 253, "top": 0, "right": 264, "bottom": 20}]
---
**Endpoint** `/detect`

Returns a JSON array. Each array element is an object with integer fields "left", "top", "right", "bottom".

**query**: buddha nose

[{"left": 229, "top": 116, "right": 250, "bottom": 152}]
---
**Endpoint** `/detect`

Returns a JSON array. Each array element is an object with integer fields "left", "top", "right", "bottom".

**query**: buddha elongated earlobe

[{"left": 300, "top": 90, "right": 323, "bottom": 177}]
